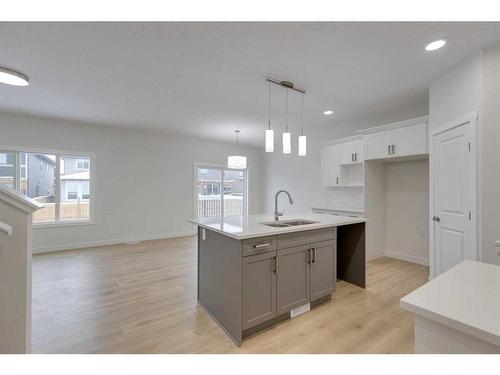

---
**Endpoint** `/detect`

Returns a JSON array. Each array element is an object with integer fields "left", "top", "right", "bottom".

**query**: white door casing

[{"left": 429, "top": 112, "right": 477, "bottom": 278}]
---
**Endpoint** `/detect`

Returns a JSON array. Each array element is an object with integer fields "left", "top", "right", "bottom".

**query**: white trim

[
  {"left": 0, "top": 184, "right": 44, "bottom": 212},
  {"left": 33, "top": 230, "right": 197, "bottom": 254},
  {"left": 429, "top": 111, "right": 478, "bottom": 136},
  {"left": 0, "top": 144, "right": 97, "bottom": 159},
  {"left": 382, "top": 250, "right": 429, "bottom": 267},
  {"left": 428, "top": 111, "right": 478, "bottom": 279},
  {"left": 358, "top": 115, "right": 429, "bottom": 135},
  {"left": 33, "top": 219, "right": 96, "bottom": 229},
  {"left": 322, "top": 134, "right": 363, "bottom": 147}
]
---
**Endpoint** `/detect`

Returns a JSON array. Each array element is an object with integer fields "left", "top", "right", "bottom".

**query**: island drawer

[
  {"left": 242, "top": 236, "right": 277, "bottom": 256},
  {"left": 277, "top": 227, "right": 336, "bottom": 249}
]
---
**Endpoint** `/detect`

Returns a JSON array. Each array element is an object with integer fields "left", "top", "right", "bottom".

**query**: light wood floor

[{"left": 32, "top": 236, "right": 429, "bottom": 353}]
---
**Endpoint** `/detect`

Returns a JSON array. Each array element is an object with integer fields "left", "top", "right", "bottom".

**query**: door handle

[
  {"left": 391, "top": 144, "right": 395, "bottom": 155},
  {"left": 336, "top": 176, "right": 339, "bottom": 185},
  {"left": 432, "top": 216, "right": 441, "bottom": 222},
  {"left": 273, "top": 256, "right": 277, "bottom": 273},
  {"left": 311, "top": 248, "right": 316, "bottom": 263},
  {"left": 307, "top": 248, "right": 311, "bottom": 264},
  {"left": 355, "top": 153, "right": 358, "bottom": 162},
  {"left": 351, "top": 153, "right": 354, "bottom": 162},
  {"left": 388, "top": 145, "right": 391, "bottom": 155}
]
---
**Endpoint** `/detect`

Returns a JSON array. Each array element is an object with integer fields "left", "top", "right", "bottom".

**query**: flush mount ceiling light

[
  {"left": 425, "top": 39, "right": 447, "bottom": 51},
  {"left": 323, "top": 110, "right": 334, "bottom": 115},
  {"left": 0, "top": 67, "right": 30, "bottom": 86},
  {"left": 227, "top": 129, "right": 247, "bottom": 169}
]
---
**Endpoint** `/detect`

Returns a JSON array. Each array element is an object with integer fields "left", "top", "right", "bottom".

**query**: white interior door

[{"left": 431, "top": 114, "right": 477, "bottom": 278}]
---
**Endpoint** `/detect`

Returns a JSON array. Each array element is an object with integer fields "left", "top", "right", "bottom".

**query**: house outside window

[{"left": 0, "top": 149, "right": 94, "bottom": 225}]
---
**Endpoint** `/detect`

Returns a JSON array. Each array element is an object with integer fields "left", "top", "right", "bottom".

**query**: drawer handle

[{"left": 253, "top": 243, "right": 271, "bottom": 249}]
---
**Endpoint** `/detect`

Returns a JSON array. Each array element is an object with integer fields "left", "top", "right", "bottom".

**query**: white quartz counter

[
  {"left": 189, "top": 213, "right": 366, "bottom": 240},
  {"left": 401, "top": 260, "right": 500, "bottom": 347}
]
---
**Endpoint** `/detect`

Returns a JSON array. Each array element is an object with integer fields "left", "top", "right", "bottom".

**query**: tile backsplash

[{"left": 326, "top": 187, "right": 363, "bottom": 211}]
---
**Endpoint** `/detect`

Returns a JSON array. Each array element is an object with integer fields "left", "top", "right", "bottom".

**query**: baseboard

[
  {"left": 382, "top": 250, "right": 429, "bottom": 266},
  {"left": 33, "top": 230, "right": 197, "bottom": 254}
]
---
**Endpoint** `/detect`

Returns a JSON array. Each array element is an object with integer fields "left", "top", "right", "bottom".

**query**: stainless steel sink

[{"left": 261, "top": 219, "right": 319, "bottom": 228}]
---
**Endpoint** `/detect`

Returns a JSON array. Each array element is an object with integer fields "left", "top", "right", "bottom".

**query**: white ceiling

[{"left": 1, "top": 22, "right": 500, "bottom": 146}]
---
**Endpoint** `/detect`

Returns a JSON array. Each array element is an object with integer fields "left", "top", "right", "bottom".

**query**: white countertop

[
  {"left": 189, "top": 213, "right": 366, "bottom": 240},
  {"left": 400, "top": 260, "right": 500, "bottom": 347}
]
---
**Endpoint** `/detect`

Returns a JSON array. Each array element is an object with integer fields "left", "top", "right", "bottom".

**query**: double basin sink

[{"left": 261, "top": 219, "right": 319, "bottom": 228}]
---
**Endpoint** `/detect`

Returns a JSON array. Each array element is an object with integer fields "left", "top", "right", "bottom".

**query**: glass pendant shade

[
  {"left": 265, "top": 129, "right": 274, "bottom": 152},
  {"left": 227, "top": 155, "right": 247, "bottom": 169},
  {"left": 298, "top": 135, "right": 307, "bottom": 156},
  {"left": 282, "top": 132, "right": 291, "bottom": 154}
]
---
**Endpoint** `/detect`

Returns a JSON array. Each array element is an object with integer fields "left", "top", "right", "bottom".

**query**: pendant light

[
  {"left": 298, "top": 93, "right": 306, "bottom": 156},
  {"left": 282, "top": 88, "right": 291, "bottom": 154},
  {"left": 265, "top": 80, "right": 274, "bottom": 152},
  {"left": 227, "top": 129, "right": 247, "bottom": 169}
]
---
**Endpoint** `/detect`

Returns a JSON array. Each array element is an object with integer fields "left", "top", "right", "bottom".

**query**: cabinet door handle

[
  {"left": 311, "top": 248, "right": 316, "bottom": 263},
  {"left": 336, "top": 176, "right": 339, "bottom": 185},
  {"left": 351, "top": 153, "right": 354, "bottom": 162},
  {"left": 253, "top": 243, "right": 271, "bottom": 249},
  {"left": 273, "top": 256, "right": 277, "bottom": 273},
  {"left": 355, "top": 153, "right": 358, "bottom": 162},
  {"left": 388, "top": 145, "right": 391, "bottom": 155},
  {"left": 391, "top": 144, "right": 395, "bottom": 155},
  {"left": 307, "top": 248, "right": 311, "bottom": 264}
]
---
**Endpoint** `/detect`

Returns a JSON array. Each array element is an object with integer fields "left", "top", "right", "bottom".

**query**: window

[
  {"left": 196, "top": 166, "right": 246, "bottom": 219},
  {"left": 67, "top": 183, "right": 78, "bottom": 200},
  {"left": 60, "top": 156, "right": 91, "bottom": 222},
  {"left": 0, "top": 152, "right": 15, "bottom": 189},
  {"left": 0, "top": 149, "right": 93, "bottom": 225},
  {"left": 76, "top": 159, "right": 90, "bottom": 170}
]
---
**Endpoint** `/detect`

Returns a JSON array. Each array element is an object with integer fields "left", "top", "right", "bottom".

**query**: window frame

[
  {"left": 193, "top": 162, "right": 248, "bottom": 221},
  {"left": 0, "top": 145, "right": 96, "bottom": 228}
]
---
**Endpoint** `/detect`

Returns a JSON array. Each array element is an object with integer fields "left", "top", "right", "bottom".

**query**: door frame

[{"left": 428, "top": 111, "right": 478, "bottom": 279}]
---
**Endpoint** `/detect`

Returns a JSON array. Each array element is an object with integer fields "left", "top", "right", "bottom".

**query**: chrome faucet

[{"left": 274, "top": 190, "right": 294, "bottom": 221}]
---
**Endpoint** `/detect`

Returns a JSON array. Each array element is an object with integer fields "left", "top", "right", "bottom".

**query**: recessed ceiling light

[
  {"left": 425, "top": 40, "right": 446, "bottom": 52},
  {"left": 323, "top": 110, "right": 334, "bottom": 115},
  {"left": 0, "top": 67, "right": 30, "bottom": 86}
]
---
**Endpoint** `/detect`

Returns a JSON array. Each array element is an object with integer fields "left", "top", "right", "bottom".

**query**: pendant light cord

[
  {"left": 301, "top": 93, "right": 304, "bottom": 136},
  {"left": 268, "top": 81, "right": 271, "bottom": 130},
  {"left": 285, "top": 88, "right": 289, "bottom": 132}
]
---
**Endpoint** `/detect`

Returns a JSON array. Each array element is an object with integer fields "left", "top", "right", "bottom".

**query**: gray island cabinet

[{"left": 190, "top": 214, "right": 366, "bottom": 346}]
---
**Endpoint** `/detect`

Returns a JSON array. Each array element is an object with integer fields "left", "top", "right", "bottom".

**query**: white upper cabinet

[
  {"left": 365, "top": 131, "right": 393, "bottom": 160},
  {"left": 339, "top": 142, "right": 356, "bottom": 165},
  {"left": 339, "top": 139, "right": 364, "bottom": 165},
  {"left": 392, "top": 123, "right": 427, "bottom": 157},
  {"left": 354, "top": 139, "right": 364, "bottom": 164},
  {"left": 364, "top": 122, "right": 428, "bottom": 161},
  {"left": 321, "top": 144, "right": 340, "bottom": 187}
]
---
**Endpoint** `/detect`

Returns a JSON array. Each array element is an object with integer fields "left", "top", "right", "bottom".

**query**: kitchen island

[
  {"left": 189, "top": 213, "right": 366, "bottom": 345},
  {"left": 401, "top": 260, "right": 500, "bottom": 353}
]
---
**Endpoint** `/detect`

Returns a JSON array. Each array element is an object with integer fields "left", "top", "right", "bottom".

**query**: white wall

[
  {"left": 429, "top": 47, "right": 500, "bottom": 266},
  {"left": 0, "top": 111, "right": 264, "bottom": 253},
  {"left": 384, "top": 160, "right": 429, "bottom": 265},
  {"left": 479, "top": 44, "right": 500, "bottom": 265},
  {"left": 262, "top": 133, "right": 327, "bottom": 214},
  {"left": 428, "top": 55, "right": 481, "bottom": 130}
]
